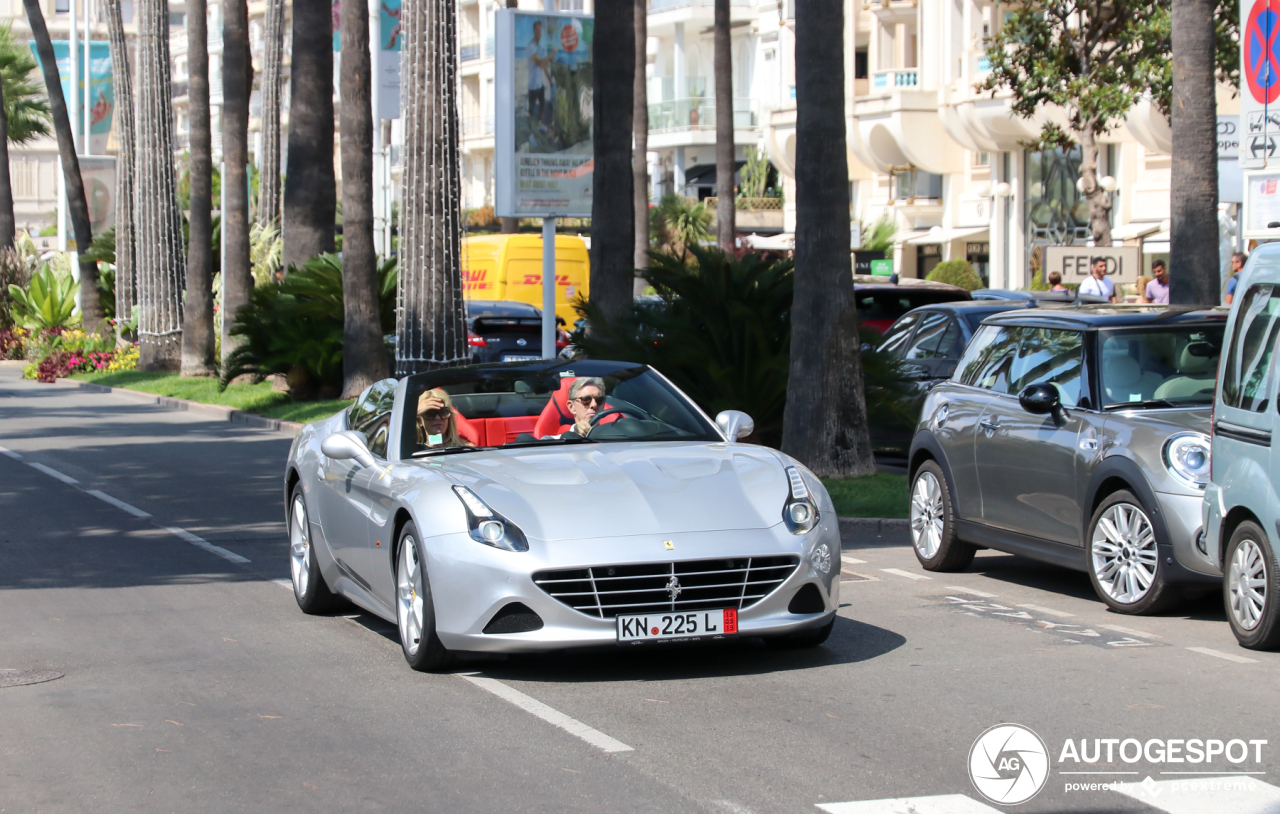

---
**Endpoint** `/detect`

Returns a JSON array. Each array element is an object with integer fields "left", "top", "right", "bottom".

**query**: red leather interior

[
  {"left": 452, "top": 410, "right": 481, "bottom": 446},
  {"left": 533, "top": 379, "right": 576, "bottom": 438}
]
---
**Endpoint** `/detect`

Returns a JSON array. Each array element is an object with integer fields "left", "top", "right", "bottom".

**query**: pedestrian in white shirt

[{"left": 1078, "top": 257, "right": 1117, "bottom": 303}]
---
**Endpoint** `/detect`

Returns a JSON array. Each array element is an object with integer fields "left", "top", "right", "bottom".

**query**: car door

[
  {"left": 974, "top": 328, "right": 1088, "bottom": 545},
  {"left": 870, "top": 312, "right": 923, "bottom": 454}
]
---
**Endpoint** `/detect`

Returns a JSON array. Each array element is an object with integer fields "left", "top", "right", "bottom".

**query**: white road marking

[
  {"left": 817, "top": 794, "right": 1001, "bottom": 813},
  {"left": 459, "top": 674, "right": 633, "bottom": 754},
  {"left": 1186, "top": 646, "right": 1259, "bottom": 664},
  {"left": 1018, "top": 603, "right": 1075, "bottom": 618},
  {"left": 86, "top": 490, "right": 152, "bottom": 518},
  {"left": 0, "top": 445, "right": 22, "bottom": 460},
  {"left": 1100, "top": 624, "right": 1160, "bottom": 640},
  {"left": 162, "top": 526, "right": 251, "bottom": 565},
  {"left": 947, "top": 586, "right": 996, "bottom": 597},
  {"left": 841, "top": 555, "right": 867, "bottom": 565},
  {"left": 713, "top": 801, "right": 756, "bottom": 814},
  {"left": 881, "top": 568, "right": 931, "bottom": 581},
  {"left": 27, "top": 461, "right": 78, "bottom": 485},
  {"left": 1110, "top": 775, "right": 1280, "bottom": 813}
]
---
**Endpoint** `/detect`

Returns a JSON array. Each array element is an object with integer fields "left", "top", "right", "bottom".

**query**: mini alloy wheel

[
  {"left": 288, "top": 487, "right": 339, "bottom": 614},
  {"left": 1224, "top": 521, "right": 1280, "bottom": 650},
  {"left": 909, "top": 460, "right": 974, "bottom": 571},
  {"left": 394, "top": 522, "right": 453, "bottom": 671},
  {"left": 1087, "top": 491, "right": 1175, "bottom": 615}
]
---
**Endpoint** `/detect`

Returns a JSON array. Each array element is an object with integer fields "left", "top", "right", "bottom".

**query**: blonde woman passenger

[{"left": 416, "top": 388, "right": 473, "bottom": 448}]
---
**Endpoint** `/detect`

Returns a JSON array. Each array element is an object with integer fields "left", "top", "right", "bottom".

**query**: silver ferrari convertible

[{"left": 283, "top": 359, "right": 841, "bottom": 671}]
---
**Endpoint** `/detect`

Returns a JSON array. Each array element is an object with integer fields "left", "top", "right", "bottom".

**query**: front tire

[
  {"left": 289, "top": 486, "right": 341, "bottom": 614},
  {"left": 910, "top": 460, "right": 975, "bottom": 571},
  {"left": 1225, "top": 521, "right": 1280, "bottom": 650},
  {"left": 395, "top": 522, "right": 453, "bottom": 671},
  {"left": 1086, "top": 490, "right": 1177, "bottom": 615}
]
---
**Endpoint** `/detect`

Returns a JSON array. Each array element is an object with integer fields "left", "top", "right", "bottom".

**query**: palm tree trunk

[
  {"left": 257, "top": 0, "right": 285, "bottom": 228},
  {"left": 1170, "top": 0, "right": 1220, "bottom": 305},
  {"left": 782, "top": 0, "right": 873, "bottom": 477},
  {"left": 713, "top": 0, "right": 735, "bottom": 251},
  {"left": 341, "top": 0, "right": 389, "bottom": 396},
  {"left": 632, "top": 0, "right": 649, "bottom": 281},
  {"left": 134, "top": 0, "right": 185, "bottom": 369},
  {"left": 23, "top": 0, "right": 102, "bottom": 330},
  {"left": 221, "top": 0, "right": 252, "bottom": 369},
  {"left": 396, "top": 0, "right": 467, "bottom": 374},
  {"left": 0, "top": 79, "right": 14, "bottom": 248},
  {"left": 104, "top": 0, "right": 136, "bottom": 328},
  {"left": 284, "top": 0, "right": 336, "bottom": 269},
  {"left": 590, "top": 0, "right": 635, "bottom": 324},
  {"left": 181, "top": 0, "right": 216, "bottom": 375}
]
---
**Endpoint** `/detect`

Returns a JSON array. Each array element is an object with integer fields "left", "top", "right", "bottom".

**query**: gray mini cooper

[{"left": 908, "top": 306, "right": 1226, "bottom": 614}]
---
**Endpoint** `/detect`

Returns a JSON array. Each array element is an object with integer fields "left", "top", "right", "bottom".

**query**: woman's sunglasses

[{"left": 419, "top": 408, "right": 449, "bottom": 420}]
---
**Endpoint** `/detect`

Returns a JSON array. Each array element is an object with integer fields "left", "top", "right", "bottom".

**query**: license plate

[
  {"left": 502, "top": 353, "right": 541, "bottom": 361},
  {"left": 616, "top": 608, "right": 738, "bottom": 643}
]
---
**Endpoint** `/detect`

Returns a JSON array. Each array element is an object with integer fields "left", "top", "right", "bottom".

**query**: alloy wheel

[
  {"left": 397, "top": 537, "right": 424, "bottom": 656},
  {"left": 1091, "top": 503, "right": 1158, "bottom": 604},
  {"left": 1229, "top": 538, "right": 1268, "bottom": 631},
  {"left": 289, "top": 495, "right": 310, "bottom": 598},
  {"left": 911, "top": 471, "right": 944, "bottom": 559}
]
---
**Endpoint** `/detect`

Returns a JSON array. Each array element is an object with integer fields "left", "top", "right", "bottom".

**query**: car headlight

[
  {"left": 1163, "top": 432, "right": 1211, "bottom": 490},
  {"left": 783, "top": 466, "right": 819, "bottom": 534},
  {"left": 452, "top": 485, "right": 529, "bottom": 552}
]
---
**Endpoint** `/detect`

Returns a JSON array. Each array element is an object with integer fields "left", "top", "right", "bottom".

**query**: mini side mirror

[
  {"left": 716, "top": 410, "right": 755, "bottom": 442},
  {"left": 1019, "top": 383, "right": 1062, "bottom": 419},
  {"left": 321, "top": 430, "right": 376, "bottom": 468}
]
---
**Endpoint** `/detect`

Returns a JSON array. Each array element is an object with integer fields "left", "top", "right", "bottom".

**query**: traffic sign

[
  {"left": 1243, "top": 0, "right": 1280, "bottom": 167},
  {"left": 1247, "top": 0, "right": 1280, "bottom": 104}
]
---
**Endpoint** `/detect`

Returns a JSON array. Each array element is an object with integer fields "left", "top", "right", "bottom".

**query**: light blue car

[{"left": 1203, "top": 244, "right": 1280, "bottom": 650}]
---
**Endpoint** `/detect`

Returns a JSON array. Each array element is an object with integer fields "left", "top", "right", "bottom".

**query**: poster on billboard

[
  {"left": 332, "top": 0, "right": 401, "bottom": 119},
  {"left": 495, "top": 9, "right": 593, "bottom": 218},
  {"left": 31, "top": 41, "right": 114, "bottom": 155}
]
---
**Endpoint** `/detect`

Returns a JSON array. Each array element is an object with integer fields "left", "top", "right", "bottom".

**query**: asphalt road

[{"left": 2, "top": 367, "right": 1278, "bottom": 814}]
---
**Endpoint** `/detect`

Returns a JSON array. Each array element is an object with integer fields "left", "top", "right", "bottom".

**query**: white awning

[
  {"left": 905, "top": 226, "right": 990, "bottom": 245},
  {"left": 743, "top": 232, "right": 795, "bottom": 251},
  {"left": 1110, "top": 222, "right": 1162, "bottom": 241}
]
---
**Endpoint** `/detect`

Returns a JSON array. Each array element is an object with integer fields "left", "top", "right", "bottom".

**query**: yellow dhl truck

[{"left": 460, "top": 234, "right": 590, "bottom": 324}]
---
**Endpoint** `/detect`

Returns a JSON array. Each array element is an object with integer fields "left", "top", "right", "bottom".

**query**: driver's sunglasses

[
  {"left": 573, "top": 395, "right": 604, "bottom": 406},
  {"left": 419, "top": 408, "right": 449, "bottom": 420}
]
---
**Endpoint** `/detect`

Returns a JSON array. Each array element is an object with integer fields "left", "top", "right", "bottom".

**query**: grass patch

[
  {"left": 69, "top": 371, "right": 352, "bottom": 425},
  {"left": 822, "top": 473, "right": 909, "bottom": 519}
]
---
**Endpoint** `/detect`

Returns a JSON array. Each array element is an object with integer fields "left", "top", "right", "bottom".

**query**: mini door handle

[
  {"left": 980, "top": 419, "right": 999, "bottom": 431},
  {"left": 1079, "top": 438, "right": 1098, "bottom": 451}
]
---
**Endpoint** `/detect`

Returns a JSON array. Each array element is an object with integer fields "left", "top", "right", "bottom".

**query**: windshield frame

[
  {"left": 396, "top": 360, "right": 724, "bottom": 459},
  {"left": 1095, "top": 324, "right": 1224, "bottom": 410}
]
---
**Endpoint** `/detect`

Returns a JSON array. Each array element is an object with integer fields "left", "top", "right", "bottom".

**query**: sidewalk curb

[
  {"left": 50, "top": 377, "right": 305, "bottom": 436},
  {"left": 838, "top": 516, "right": 909, "bottom": 534}
]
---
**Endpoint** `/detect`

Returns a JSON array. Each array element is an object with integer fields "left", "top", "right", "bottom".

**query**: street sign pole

[
  {"left": 540, "top": 0, "right": 556, "bottom": 360},
  {"left": 1241, "top": 0, "right": 1280, "bottom": 239}
]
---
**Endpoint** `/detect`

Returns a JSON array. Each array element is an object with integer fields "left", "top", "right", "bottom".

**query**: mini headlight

[
  {"left": 782, "top": 466, "right": 819, "bottom": 534},
  {"left": 452, "top": 486, "right": 529, "bottom": 551},
  {"left": 1163, "top": 432, "right": 1211, "bottom": 490}
]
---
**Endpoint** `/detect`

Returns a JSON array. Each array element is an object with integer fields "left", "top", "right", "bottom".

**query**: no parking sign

[{"left": 1243, "top": 0, "right": 1280, "bottom": 166}]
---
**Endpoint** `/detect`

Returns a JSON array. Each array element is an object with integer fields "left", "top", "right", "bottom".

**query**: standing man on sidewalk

[
  {"left": 1141, "top": 260, "right": 1170, "bottom": 304},
  {"left": 1079, "top": 257, "right": 1118, "bottom": 304}
]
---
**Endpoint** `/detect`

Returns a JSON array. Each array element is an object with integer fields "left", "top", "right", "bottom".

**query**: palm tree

[
  {"left": 283, "top": 0, "right": 336, "bottom": 269},
  {"left": 713, "top": 0, "right": 734, "bottom": 250},
  {"left": 103, "top": 0, "right": 135, "bottom": 327},
  {"left": 133, "top": 0, "right": 186, "bottom": 368},
  {"left": 590, "top": 0, "right": 635, "bottom": 324},
  {"left": 340, "top": 0, "right": 388, "bottom": 395},
  {"left": 257, "top": 0, "right": 286, "bottom": 229},
  {"left": 221, "top": 0, "right": 252, "bottom": 369},
  {"left": 396, "top": 0, "right": 466, "bottom": 374},
  {"left": 181, "top": 0, "right": 216, "bottom": 375},
  {"left": 0, "top": 22, "right": 53, "bottom": 247},
  {"left": 1169, "top": 0, "right": 1219, "bottom": 305},
  {"left": 632, "top": 0, "right": 649, "bottom": 281},
  {"left": 781, "top": 0, "right": 874, "bottom": 477},
  {"left": 22, "top": 0, "right": 103, "bottom": 328}
]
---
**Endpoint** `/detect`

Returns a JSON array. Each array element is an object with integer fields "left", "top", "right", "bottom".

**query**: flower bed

[{"left": 11, "top": 325, "right": 138, "bottom": 382}]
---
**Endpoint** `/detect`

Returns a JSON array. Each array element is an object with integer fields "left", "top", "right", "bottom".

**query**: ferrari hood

[{"left": 439, "top": 443, "right": 792, "bottom": 541}]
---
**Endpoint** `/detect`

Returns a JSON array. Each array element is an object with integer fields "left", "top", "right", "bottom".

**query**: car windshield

[
  {"left": 1099, "top": 325, "right": 1224, "bottom": 408},
  {"left": 399, "top": 362, "right": 721, "bottom": 457}
]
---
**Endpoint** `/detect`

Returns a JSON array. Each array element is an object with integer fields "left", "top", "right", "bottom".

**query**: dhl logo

[
  {"left": 519, "top": 274, "right": 572, "bottom": 286},
  {"left": 461, "top": 269, "right": 488, "bottom": 282}
]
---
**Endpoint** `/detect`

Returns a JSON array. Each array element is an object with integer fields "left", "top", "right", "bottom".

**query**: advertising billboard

[
  {"left": 31, "top": 41, "right": 114, "bottom": 155},
  {"left": 495, "top": 9, "right": 593, "bottom": 218}
]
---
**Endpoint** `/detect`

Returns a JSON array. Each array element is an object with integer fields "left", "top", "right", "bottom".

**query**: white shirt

[
  {"left": 1079, "top": 275, "right": 1115, "bottom": 300},
  {"left": 528, "top": 38, "right": 549, "bottom": 90}
]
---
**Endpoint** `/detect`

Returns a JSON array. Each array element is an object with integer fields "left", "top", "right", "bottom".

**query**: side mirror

[
  {"left": 715, "top": 410, "right": 755, "bottom": 442},
  {"left": 1018, "top": 383, "right": 1063, "bottom": 420},
  {"left": 321, "top": 430, "right": 376, "bottom": 468}
]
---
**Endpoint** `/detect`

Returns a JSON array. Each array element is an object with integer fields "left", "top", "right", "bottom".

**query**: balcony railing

[
  {"left": 648, "top": 97, "right": 758, "bottom": 131},
  {"left": 460, "top": 36, "right": 481, "bottom": 62},
  {"left": 872, "top": 69, "right": 919, "bottom": 89}
]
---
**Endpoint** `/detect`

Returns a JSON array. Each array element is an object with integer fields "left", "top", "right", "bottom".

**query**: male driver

[
  {"left": 562, "top": 376, "right": 606, "bottom": 437},
  {"left": 1078, "top": 256, "right": 1118, "bottom": 303},
  {"left": 1141, "top": 259, "right": 1170, "bottom": 304},
  {"left": 527, "top": 21, "right": 552, "bottom": 128},
  {"left": 1226, "top": 252, "right": 1247, "bottom": 305}
]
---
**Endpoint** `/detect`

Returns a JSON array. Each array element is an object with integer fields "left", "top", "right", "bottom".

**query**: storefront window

[{"left": 1025, "top": 147, "right": 1092, "bottom": 246}]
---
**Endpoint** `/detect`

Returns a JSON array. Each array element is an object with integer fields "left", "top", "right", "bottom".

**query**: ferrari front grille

[{"left": 531, "top": 556, "right": 800, "bottom": 619}]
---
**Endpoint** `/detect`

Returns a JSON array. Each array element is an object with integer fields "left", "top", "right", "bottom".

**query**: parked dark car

[
  {"left": 871, "top": 300, "right": 1032, "bottom": 459},
  {"left": 853, "top": 275, "right": 972, "bottom": 336},
  {"left": 973, "top": 288, "right": 1110, "bottom": 304},
  {"left": 467, "top": 300, "right": 556, "bottom": 363}
]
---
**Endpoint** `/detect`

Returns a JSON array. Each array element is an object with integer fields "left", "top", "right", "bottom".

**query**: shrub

[
  {"left": 465, "top": 205, "right": 499, "bottom": 228},
  {"left": 649, "top": 195, "right": 712, "bottom": 259},
  {"left": 0, "top": 326, "right": 26, "bottom": 358},
  {"left": 8, "top": 267, "right": 80, "bottom": 331},
  {"left": 926, "top": 259, "right": 983, "bottom": 291}
]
